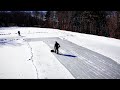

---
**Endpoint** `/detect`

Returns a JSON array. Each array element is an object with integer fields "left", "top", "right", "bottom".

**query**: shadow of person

[{"left": 58, "top": 53, "right": 77, "bottom": 57}]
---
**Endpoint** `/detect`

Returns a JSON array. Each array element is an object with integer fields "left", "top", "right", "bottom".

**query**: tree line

[
  {"left": 0, "top": 11, "right": 120, "bottom": 39},
  {"left": 0, "top": 11, "right": 45, "bottom": 27},
  {"left": 44, "top": 11, "right": 120, "bottom": 39}
]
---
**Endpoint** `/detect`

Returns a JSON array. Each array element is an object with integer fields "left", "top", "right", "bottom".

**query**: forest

[{"left": 0, "top": 11, "right": 120, "bottom": 39}]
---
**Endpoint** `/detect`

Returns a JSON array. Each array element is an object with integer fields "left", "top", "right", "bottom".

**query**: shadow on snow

[{"left": 58, "top": 53, "right": 77, "bottom": 58}]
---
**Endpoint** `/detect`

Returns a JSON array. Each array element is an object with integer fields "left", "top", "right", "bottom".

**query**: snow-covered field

[
  {"left": 28, "top": 41, "right": 74, "bottom": 79},
  {"left": 59, "top": 30, "right": 120, "bottom": 64},
  {"left": 0, "top": 39, "right": 36, "bottom": 79},
  {"left": 0, "top": 27, "right": 120, "bottom": 79}
]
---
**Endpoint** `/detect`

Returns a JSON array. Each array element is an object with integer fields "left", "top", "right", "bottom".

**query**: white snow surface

[
  {"left": 0, "top": 40, "right": 36, "bottom": 79},
  {"left": 29, "top": 41, "right": 74, "bottom": 79},
  {"left": 58, "top": 30, "right": 120, "bottom": 64},
  {"left": 0, "top": 27, "right": 120, "bottom": 79}
]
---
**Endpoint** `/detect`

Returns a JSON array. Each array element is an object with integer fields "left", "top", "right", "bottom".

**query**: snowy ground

[
  {"left": 58, "top": 30, "right": 120, "bottom": 64},
  {"left": 0, "top": 27, "right": 120, "bottom": 79},
  {"left": 28, "top": 41, "right": 74, "bottom": 79},
  {"left": 0, "top": 38, "right": 36, "bottom": 79}
]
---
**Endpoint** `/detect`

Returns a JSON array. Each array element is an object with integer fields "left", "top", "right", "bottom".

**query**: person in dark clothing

[
  {"left": 18, "top": 31, "right": 20, "bottom": 36},
  {"left": 54, "top": 41, "right": 60, "bottom": 54}
]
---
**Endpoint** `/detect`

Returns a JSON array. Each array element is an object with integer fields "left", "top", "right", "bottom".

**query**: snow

[
  {"left": 58, "top": 30, "right": 120, "bottom": 64},
  {"left": 0, "top": 38, "right": 74, "bottom": 79},
  {"left": 0, "top": 27, "right": 120, "bottom": 79},
  {"left": 29, "top": 41, "right": 74, "bottom": 79},
  {"left": 0, "top": 39, "right": 36, "bottom": 79},
  {"left": 0, "top": 27, "right": 74, "bottom": 79}
]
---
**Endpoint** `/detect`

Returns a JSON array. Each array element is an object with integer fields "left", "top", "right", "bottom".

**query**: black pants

[
  {"left": 55, "top": 47, "right": 59, "bottom": 54},
  {"left": 18, "top": 33, "right": 20, "bottom": 36}
]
